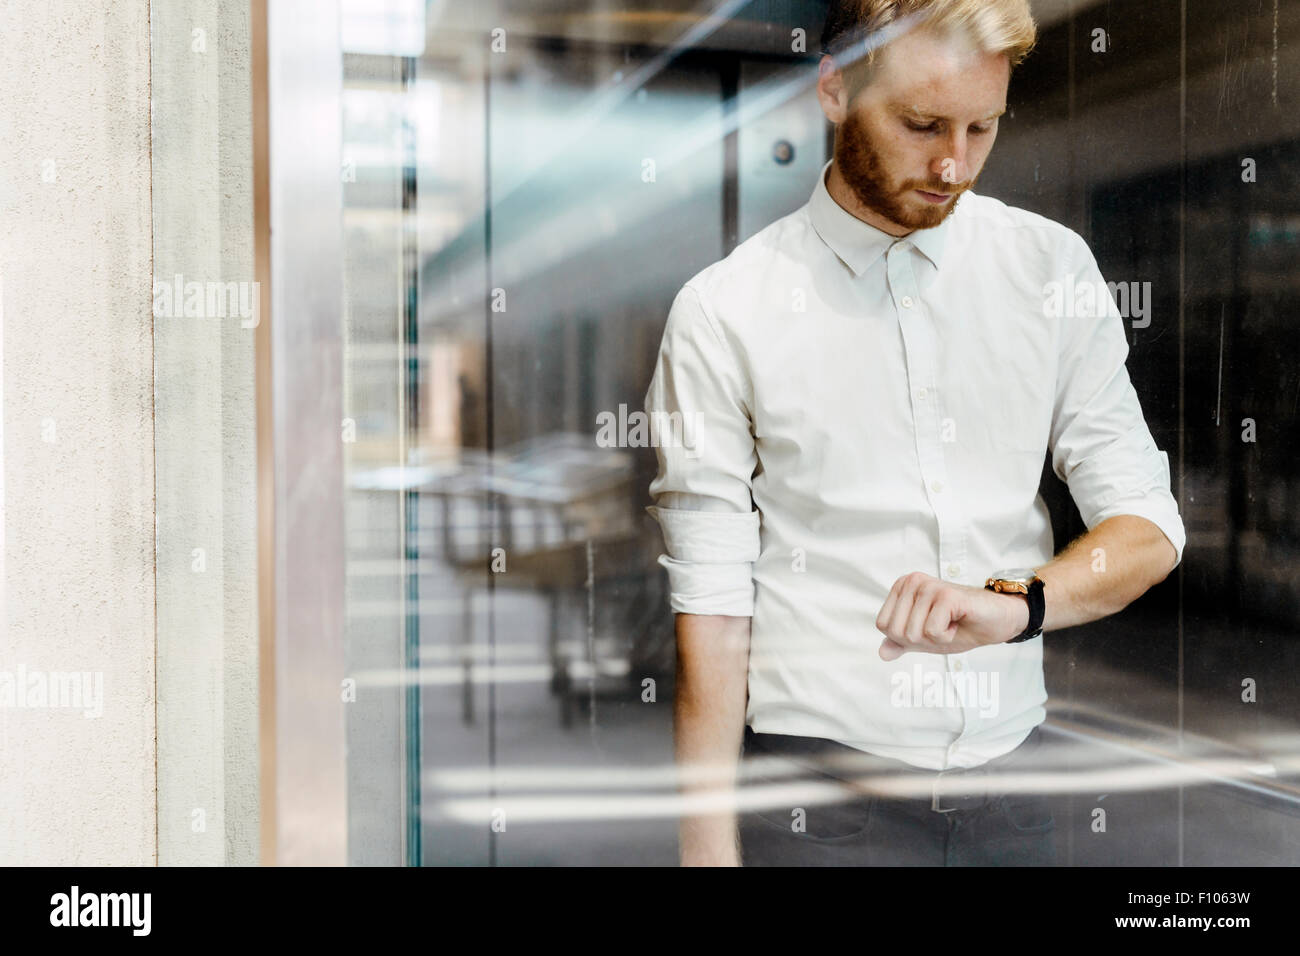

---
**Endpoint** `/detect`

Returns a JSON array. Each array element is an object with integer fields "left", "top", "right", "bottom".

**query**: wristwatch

[{"left": 984, "top": 568, "right": 1045, "bottom": 643}]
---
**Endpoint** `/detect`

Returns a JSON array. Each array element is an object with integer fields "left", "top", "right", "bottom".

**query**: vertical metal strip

[
  {"left": 1062, "top": 2, "right": 1077, "bottom": 869},
  {"left": 251, "top": 0, "right": 275, "bottom": 868},
  {"left": 1177, "top": 0, "right": 1188, "bottom": 868},
  {"left": 484, "top": 56, "right": 498, "bottom": 869},
  {"left": 255, "top": 0, "right": 348, "bottom": 866},
  {"left": 400, "top": 53, "right": 423, "bottom": 868},
  {"left": 721, "top": 56, "right": 739, "bottom": 256}
]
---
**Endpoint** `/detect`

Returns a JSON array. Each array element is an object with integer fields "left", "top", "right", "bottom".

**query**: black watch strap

[{"left": 1005, "top": 578, "right": 1045, "bottom": 643}]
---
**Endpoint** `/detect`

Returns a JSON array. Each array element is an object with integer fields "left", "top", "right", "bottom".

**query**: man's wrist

[{"left": 1004, "top": 593, "right": 1030, "bottom": 641}]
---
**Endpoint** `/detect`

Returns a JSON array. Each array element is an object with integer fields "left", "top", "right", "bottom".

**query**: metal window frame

[{"left": 252, "top": 0, "right": 348, "bottom": 867}]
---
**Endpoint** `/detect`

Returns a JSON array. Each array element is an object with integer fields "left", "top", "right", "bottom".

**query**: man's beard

[{"left": 835, "top": 108, "right": 978, "bottom": 231}]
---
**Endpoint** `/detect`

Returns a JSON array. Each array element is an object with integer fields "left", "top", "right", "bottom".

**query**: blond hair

[{"left": 821, "top": 0, "right": 1038, "bottom": 92}]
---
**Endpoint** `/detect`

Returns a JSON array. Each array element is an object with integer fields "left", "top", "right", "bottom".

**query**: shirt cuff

[
  {"left": 657, "top": 556, "right": 756, "bottom": 616},
  {"left": 1069, "top": 441, "right": 1186, "bottom": 568},
  {"left": 646, "top": 506, "right": 760, "bottom": 615},
  {"left": 1086, "top": 482, "right": 1187, "bottom": 570}
]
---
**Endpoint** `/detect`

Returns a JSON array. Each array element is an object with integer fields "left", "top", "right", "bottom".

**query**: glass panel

[
  {"left": 980, "top": 0, "right": 1300, "bottom": 865},
  {"left": 327, "top": 0, "right": 1300, "bottom": 866},
  {"left": 341, "top": 51, "right": 412, "bottom": 865},
  {"left": 414, "top": 19, "right": 734, "bottom": 868}
]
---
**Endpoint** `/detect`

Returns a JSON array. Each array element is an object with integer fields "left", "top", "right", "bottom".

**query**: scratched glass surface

[{"left": 336, "top": 0, "right": 1300, "bottom": 865}]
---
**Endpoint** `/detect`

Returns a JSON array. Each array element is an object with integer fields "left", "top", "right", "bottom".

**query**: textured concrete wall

[
  {"left": 151, "top": 0, "right": 259, "bottom": 866},
  {"left": 0, "top": 0, "right": 156, "bottom": 864}
]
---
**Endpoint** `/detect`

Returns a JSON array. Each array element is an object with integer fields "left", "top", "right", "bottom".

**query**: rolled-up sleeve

[
  {"left": 1049, "top": 232, "right": 1187, "bottom": 569},
  {"left": 644, "top": 283, "right": 761, "bottom": 615}
]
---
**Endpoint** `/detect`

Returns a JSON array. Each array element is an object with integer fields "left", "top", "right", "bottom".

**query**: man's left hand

[{"left": 874, "top": 572, "right": 1028, "bottom": 661}]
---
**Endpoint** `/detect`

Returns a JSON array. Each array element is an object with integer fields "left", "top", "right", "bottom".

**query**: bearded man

[{"left": 643, "top": 0, "right": 1185, "bottom": 867}]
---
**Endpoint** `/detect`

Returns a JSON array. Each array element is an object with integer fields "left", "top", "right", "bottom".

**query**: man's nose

[{"left": 933, "top": 134, "right": 969, "bottom": 185}]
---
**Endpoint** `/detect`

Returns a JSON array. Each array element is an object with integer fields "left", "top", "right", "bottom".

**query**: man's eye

[
  {"left": 970, "top": 125, "right": 992, "bottom": 135},
  {"left": 905, "top": 120, "right": 938, "bottom": 133}
]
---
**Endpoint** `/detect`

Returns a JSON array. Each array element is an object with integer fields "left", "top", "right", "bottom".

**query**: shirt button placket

[
  {"left": 893, "top": 242, "right": 965, "bottom": 606},
  {"left": 893, "top": 241, "right": 972, "bottom": 759}
]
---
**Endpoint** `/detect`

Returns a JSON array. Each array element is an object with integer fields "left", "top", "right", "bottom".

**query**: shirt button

[
  {"left": 901, "top": 295, "right": 914, "bottom": 309},
  {"left": 947, "top": 563, "right": 961, "bottom": 578},
  {"left": 954, "top": 660, "right": 964, "bottom": 671},
  {"left": 930, "top": 479, "right": 943, "bottom": 493},
  {"left": 917, "top": 387, "right": 928, "bottom": 400}
]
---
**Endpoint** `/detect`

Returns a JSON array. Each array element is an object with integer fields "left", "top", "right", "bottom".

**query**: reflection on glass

[{"left": 337, "top": 0, "right": 1300, "bottom": 866}]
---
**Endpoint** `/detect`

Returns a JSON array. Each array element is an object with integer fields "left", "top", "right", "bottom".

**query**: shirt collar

[{"left": 808, "top": 159, "right": 954, "bottom": 275}]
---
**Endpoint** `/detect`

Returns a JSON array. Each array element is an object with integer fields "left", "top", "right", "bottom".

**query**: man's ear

[{"left": 816, "top": 55, "right": 850, "bottom": 125}]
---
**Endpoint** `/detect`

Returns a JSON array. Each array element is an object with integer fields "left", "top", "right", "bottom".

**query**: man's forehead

[
  {"left": 885, "top": 21, "right": 988, "bottom": 67},
  {"left": 874, "top": 23, "right": 1007, "bottom": 87},
  {"left": 865, "top": 30, "right": 1009, "bottom": 116}
]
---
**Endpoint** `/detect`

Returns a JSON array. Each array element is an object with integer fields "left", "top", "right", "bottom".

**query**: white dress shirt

[{"left": 644, "top": 159, "right": 1185, "bottom": 770}]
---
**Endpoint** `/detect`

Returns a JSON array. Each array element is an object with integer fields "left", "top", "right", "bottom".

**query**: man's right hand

[{"left": 673, "top": 613, "right": 752, "bottom": 867}]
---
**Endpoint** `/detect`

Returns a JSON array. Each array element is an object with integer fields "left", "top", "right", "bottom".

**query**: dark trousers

[{"left": 737, "top": 724, "right": 1057, "bottom": 866}]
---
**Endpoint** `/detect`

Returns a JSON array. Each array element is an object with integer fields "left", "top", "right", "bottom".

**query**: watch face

[{"left": 992, "top": 567, "right": 1038, "bottom": 583}]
